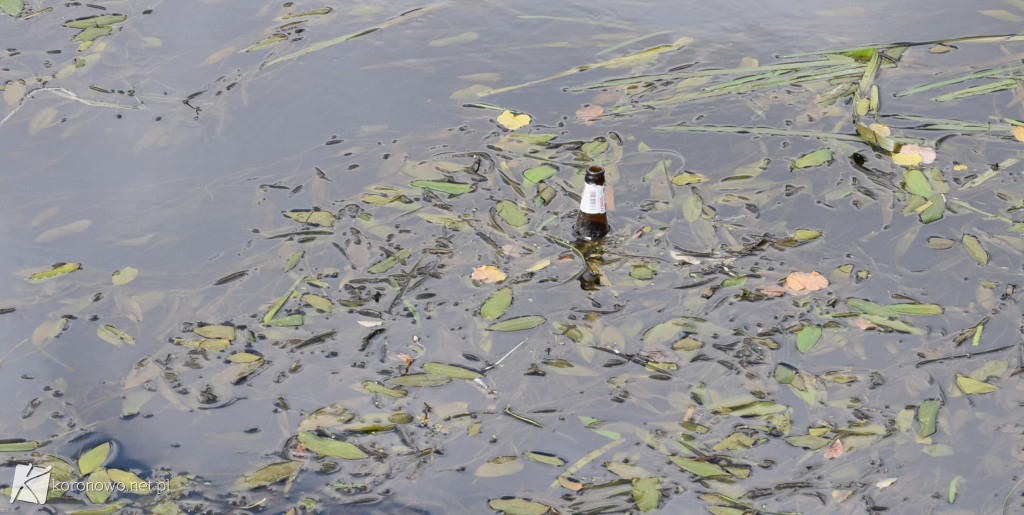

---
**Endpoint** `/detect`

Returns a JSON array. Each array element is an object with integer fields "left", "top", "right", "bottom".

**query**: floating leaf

[
  {"left": 496, "top": 110, "right": 531, "bottom": 130},
  {"left": 794, "top": 229, "right": 822, "bottom": 241},
  {"left": 581, "top": 139, "right": 608, "bottom": 155},
  {"left": 886, "top": 303, "right": 943, "bottom": 315},
  {"left": 823, "top": 439, "right": 843, "bottom": 459},
  {"left": 919, "top": 194, "right": 945, "bottom": 224},
  {"left": 227, "top": 352, "right": 262, "bottom": 363},
  {"left": 471, "top": 265, "right": 507, "bottom": 283},
  {"left": 523, "top": 451, "right": 565, "bottom": 467},
  {"left": 194, "top": 324, "right": 235, "bottom": 340},
  {"left": 29, "top": 262, "right": 81, "bottom": 282},
  {"left": 107, "top": 469, "right": 150, "bottom": 493},
  {"left": 0, "top": 0, "right": 23, "bottom": 17},
  {"left": 495, "top": 200, "right": 528, "bottom": 227},
  {"left": 86, "top": 468, "right": 112, "bottom": 504},
  {"left": 955, "top": 373, "right": 998, "bottom": 394},
  {"left": 476, "top": 455, "right": 524, "bottom": 477},
  {"left": 784, "top": 434, "right": 830, "bottom": 450},
  {"left": 1013, "top": 126, "right": 1024, "bottom": 143},
  {"left": 917, "top": 399, "right": 941, "bottom": 437},
  {"left": 302, "top": 293, "right": 333, "bottom": 313},
  {"left": 236, "top": 461, "right": 301, "bottom": 490},
  {"left": 242, "top": 33, "right": 287, "bottom": 52},
  {"left": 480, "top": 287, "right": 512, "bottom": 320},
  {"left": 362, "top": 380, "right": 407, "bottom": 398},
  {"left": 410, "top": 179, "right": 475, "bottom": 196},
  {"left": 682, "top": 191, "right": 703, "bottom": 222},
  {"left": 174, "top": 338, "right": 230, "bottom": 351},
  {"left": 670, "top": 172, "right": 703, "bottom": 185},
  {"left": 423, "top": 362, "right": 482, "bottom": 380},
  {"left": 796, "top": 325, "right": 821, "bottom": 353},
  {"left": 0, "top": 440, "right": 39, "bottom": 452},
  {"left": 774, "top": 363, "right": 798, "bottom": 385},
  {"left": 111, "top": 267, "right": 138, "bottom": 285},
  {"left": 78, "top": 442, "right": 111, "bottom": 475},
  {"left": 791, "top": 148, "right": 832, "bottom": 169},
  {"left": 297, "top": 432, "right": 367, "bottom": 459},
  {"left": 631, "top": 264, "right": 655, "bottom": 280},
  {"left": 387, "top": 373, "right": 451, "bottom": 387},
  {"left": 961, "top": 234, "right": 988, "bottom": 265},
  {"left": 264, "top": 314, "right": 305, "bottom": 327},
  {"left": 784, "top": 271, "right": 828, "bottom": 294},
  {"left": 282, "top": 209, "right": 335, "bottom": 227},
  {"left": 903, "top": 169, "right": 932, "bottom": 197},
  {"left": 98, "top": 325, "right": 135, "bottom": 346},
  {"left": 486, "top": 315, "right": 545, "bottom": 332},
  {"left": 63, "top": 14, "right": 126, "bottom": 28},
  {"left": 369, "top": 248, "right": 411, "bottom": 274},
  {"left": 669, "top": 456, "right": 729, "bottom": 478},
  {"left": 284, "top": 251, "right": 303, "bottom": 272},
  {"left": 487, "top": 498, "right": 553, "bottom": 515},
  {"left": 523, "top": 164, "right": 557, "bottom": 184},
  {"left": 633, "top": 477, "right": 660, "bottom": 512}
]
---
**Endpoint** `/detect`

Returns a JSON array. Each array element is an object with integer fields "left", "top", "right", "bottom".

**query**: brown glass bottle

[{"left": 573, "top": 166, "right": 610, "bottom": 241}]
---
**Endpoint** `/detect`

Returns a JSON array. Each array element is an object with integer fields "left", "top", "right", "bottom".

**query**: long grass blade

[{"left": 895, "top": 63, "right": 1024, "bottom": 97}]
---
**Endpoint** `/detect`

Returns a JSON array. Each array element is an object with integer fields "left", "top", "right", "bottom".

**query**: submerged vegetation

[{"left": 4, "top": 2, "right": 1024, "bottom": 513}]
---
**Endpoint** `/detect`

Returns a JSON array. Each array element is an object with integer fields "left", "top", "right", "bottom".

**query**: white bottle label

[{"left": 580, "top": 183, "right": 606, "bottom": 214}]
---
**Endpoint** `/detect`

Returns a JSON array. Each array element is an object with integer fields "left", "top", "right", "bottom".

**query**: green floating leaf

[
  {"left": 846, "top": 298, "right": 896, "bottom": 317},
  {"left": 475, "top": 456, "right": 524, "bottom": 477},
  {"left": 282, "top": 209, "right": 336, "bottom": 227},
  {"left": 961, "top": 234, "right": 988, "bottom": 265},
  {"left": 242, "top": 33, "right": 287, "bottom": 52},
  {"left": 361, "top": 380, "right": 407, "bottom": 398},
  {"left": 486, "top": 315, "right": 546, "bottom": 332},
  {"left": 496, "top": 200, "right": 528, "bottom": 227},
  {"left": 417, "top": 212, "right": 469, "bottom": 230},
  {"left": 264, "top": 314, "right": 305, "bottom": 327},
  {"left": 581, "top": 139, "right": 608, "bottom": 155},
  {"left": 422, "top": 362, "right": 482, "bottom": 380},
  {"left": 919, "top": 194, "right": 945, "bottom": 224},
  {"left": 429, "top": 31, "right": 479, "bottom": 47},
  {"left": 297, "top": 432, "right": 367, "bottom": 460},
  {"left": 917, "top": 399, "right": 941, "bottom": 438},
  {"left": 774, "top": 363, "right": 798, "bottom": 385},
  {"left": 410, "top": 179, "right": 474, "bottom": 196},
  {"left": 784, "top": 434, "right": 831, "bottom": 450},
  {"left": 633, "top": 477, "right": 660, "bottom": 512},
  {"left": 194, "top": 324, "right": 235, "bottom": 340},
  {"left": 63, "top": 14, "right": 126, "bottom": 28},
  {"left": 111, "top": 267, "right": 138, "bottom": 285},
  {"left": 107, "top": 468, "right": 150, "bottom": 493},
  {"left": 0, "top": 440, "right": 39, "bottom": 452},
  {"left": 523, "top": 164, "right": 557, "bottom": 184},
  {"left": 794, "top": 229, "right": 822, "bottom": 240},
  {"left": 796, "top": 325, "right": 821, "bottom": 353},
  {"left": 886, "top": 303, "right": 943, "bottom": 315},
  {"left": 0, "top": 0, "right": 24, "bottom": 17},
  {"left": 949, "top": 475, "right": 964, "bottom": 504},
  {"left": 174, "top": 338, "right": 230, "bottom": 351},
  {"left": 78, "top": 442, "right": 111, "bottom": 475},
  {"left": 98, "top": 325, "right": 135, "bottom": 346},
  {"left": 487, "top": 497, "right": 554, "bottom": 515},
  {"left": 369, "top": 248, "right": 411, "bottom": 274},
  {"left": 523, "top": 451, "right": 565, "bottom": 467},
  {"left": 903, "top": 169, "right": 932, "bottom": 197},
  {"left": 283, "top": 251, "right": 303, "bottom": 272},
  {"left": 669, "top": 456, "right": 730, "bottom": 478},
  {"left": 682, "top": 191, "right": 703, "bottom": 222},
  {"left": 29, "top": 262, "right": 81, "bottom": 283},
  {"left": 86, "top": 468, "right": 112, "bottom": 504},
  {"left": 302, "top": 293, "right": 333, "bottom": 313},
  {"left": 863, "top": 314, "right": 923, "bottom": 334},
  {"left": 480, "top": 287, "right": 512, "bottom": 320},
  {"left": 791, "top": 148, "right": 833, "bottom": 169},
  {"left": 236, "top": 461, "right": 301, "bottom": 490},
  {"left": 387, "top": 373, "right": 451, "bottom": 387},
  {"left": 955, "top": 373, "right": 998, "bottom": 394},
  {"left": 630, "top": 264, "right": 655, "bottom": 280}
]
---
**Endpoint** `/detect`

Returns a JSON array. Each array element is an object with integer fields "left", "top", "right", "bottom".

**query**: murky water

[{"left": 3, "top": 1, "right": 1024, "bottom": 513}]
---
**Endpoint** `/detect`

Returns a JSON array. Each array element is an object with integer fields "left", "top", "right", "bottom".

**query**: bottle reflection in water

[{"left": 572, "top": 166, "right": 610, "bottom": 241}]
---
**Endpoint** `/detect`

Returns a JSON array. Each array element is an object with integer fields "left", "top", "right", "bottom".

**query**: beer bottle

[{"left": 573, "top": 166, "right": 610, "bottom": 241}]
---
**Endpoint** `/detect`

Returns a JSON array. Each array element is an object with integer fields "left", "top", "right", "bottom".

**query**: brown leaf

[
  {"left": 854, "top": 318, "right": 877, "bottom": 331},
  {"left": 575, "top": 104, "right": 603, "bottom": 125},
  {"left": 783, "top": 271, "right": 829, "bottom": 294},
  {"left": 471, "top": 265, "right": 507, "bottom": 284},
  {"left": 824, "top": 439, "right": 843, "bottom": 460},
  {"left": 758, "top": 285, "right": 786, "bottom": 297}
]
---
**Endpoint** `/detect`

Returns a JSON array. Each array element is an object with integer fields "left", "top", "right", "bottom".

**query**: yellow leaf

[
  {"left": 496, "top": 110, "right": 530, "bottom": 131},
  {"left": 869, "top": 123, "right": 890, "bottom": 137},
  {"left": 1012, "top": 126, "right": 1024, "bottom": 142},
  {"left": 892, "top": 152, "right": 922, "bottom": 167},
  {"left": 471, "top": 265, "right": 506, "bottom": 284}
]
